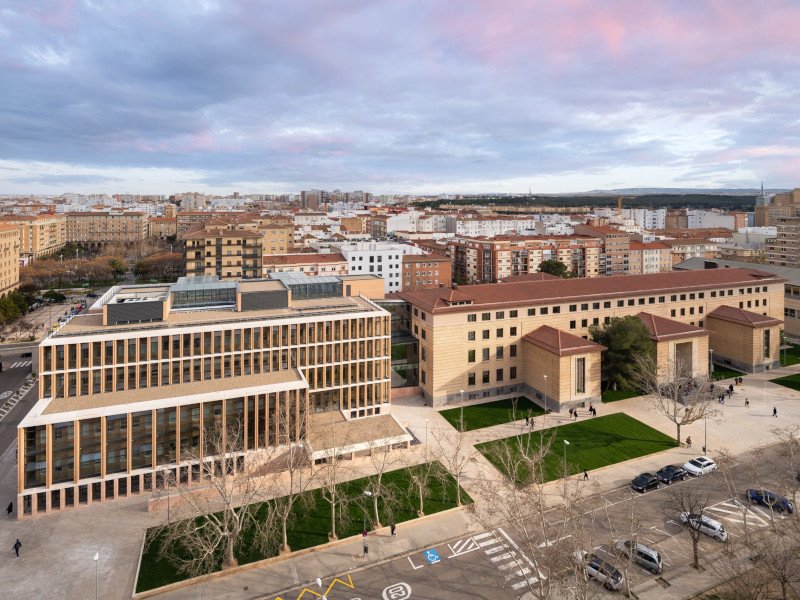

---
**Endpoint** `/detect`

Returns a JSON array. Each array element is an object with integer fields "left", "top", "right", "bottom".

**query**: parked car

[
  {"left": 746, "top": 489, "right": 794, "bottom": 514},
  {"left": 631, "top": 473, "right": 660, "bottom": 493},
  {"left": 86, "top": 292, "right": 98, "bottom": 298},
  {"left": 573, "top": 551, "right": 625, "bottom": 591},
  {"left": 615, "top": 540, "right": 663, "bottom": 574},
  {"left": 683, "top": 456, "right": 717, "bottom": 476},
  {"left": 680, "top": 512, "right": 728, "bottom": 541},
  {"left": 656, "top": 465, "right": 689, "bottom": 485}
]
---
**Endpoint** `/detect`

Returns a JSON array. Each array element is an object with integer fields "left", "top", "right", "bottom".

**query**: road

[
  {"left": 267, "top": 445, "right": 791, "bottom": 600},
  {"left": 0, "top": 352, "right": 36, "bottom": 455}
]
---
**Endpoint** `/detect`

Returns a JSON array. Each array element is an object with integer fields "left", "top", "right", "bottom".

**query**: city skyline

[{"left": 1, "top": 1, "right": 799, "bottom": 195}]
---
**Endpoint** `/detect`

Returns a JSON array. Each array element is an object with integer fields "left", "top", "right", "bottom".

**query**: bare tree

[
  {"left": 635, "top": 353, "right": 719, "bottom": 446},
  {"left": 710, "top": 535, "right": 771, "bottom": 600},
  {"left": 314, "top": 445, "right": 353, "bottom": 541},
  {"left": 663, "top": 487, "right": 715, "bottom": 569},
  {"left": 407, "top": 459, "right": 436, "bottom": 517},
  {"left": 365, "top": 441, "right": 403, "bottom": 528},
  {"left": 753, "top": 527, "right": 800, "bottom": 600},
  {"left": 150, "top": 422, "right": 279, "bottom": 576},
  {"left": 430, "top": 413, "right": 472, "bottom": 507},
  {"left": 602, "top": 490, "right": 647, "bottom": 598}
]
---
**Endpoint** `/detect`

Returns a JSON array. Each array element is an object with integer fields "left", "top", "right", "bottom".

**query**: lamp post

[
  {"left": 93, "top": 552, "right": 99, "bottom": 600},
  {"left": 362, "top": 490, "right": 373, "bottom": 531},
  {"left": 459, "top": 389, "right": 465, "bottom": 428},
  {"left": 424, "top": 418, "right": 429, "bottom": 448},
  {"left": 543, "top": 374, "right": 548, "bottom": 414},
  {"left": 563, "top": 439, "right": 570, "bottom": 471},
  {"left": 703, "top": 416, "right": 708, "bottom": 455},
  {"left": 709, "top": 349, "right": 714, "bottom": 379}
]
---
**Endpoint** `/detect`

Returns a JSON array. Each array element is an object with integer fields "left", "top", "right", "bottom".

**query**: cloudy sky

[{"left": 1, "top": 1, "right": 799, "bottom": 195}]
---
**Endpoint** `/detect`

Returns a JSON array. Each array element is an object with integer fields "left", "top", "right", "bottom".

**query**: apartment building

[
  {"left": 401, "top": 254, "right": 452, "bottom": 291},
  {"left": 628, "top": 241, "right": 672, "bottom": 274},
  {"left": 573, "top": 224, "right": 630, "bottom": 275},
  {"left": 183, "top": 229, "right": 263, "bottom": 280},
  {"left": 397, "top": 268, "right": 784, "bottom": 408},
  {"left": 259, "top": 223, "right": 292, "bottom": 255},
  {"left": 755, "top": 188, "right": 800, "bottom": 227},
  {"left": 262, "top": 253, "right": 348, "bottom": 277},
  {"left": 0, "top": 225, "right": 21, "bottom": 296},
  {"left": 65, "top": 211, "right": 149, "bottom": 245},
  {"left": 445, "top": 215, "right": 538, "bottom": 237},
  {"left": 18, "top": 275, "right": 395, "bottom": 516},
  {"left": 175, "top": 212, "right": 260, "bottom": 236},
  {"left": 148, "top": 217, "right": 178, "bottom": 239},
  {"left": 0, "top": 214, "right": 66, "bottom": 261},
  {"left": 663, "top": 239, "right": 718, "bottom": 265},
  {"left": 448, "top": 236, "right": 601, "bottom": 284},
  {"left": 341, "top": 241, "right": 425, "bottom": 293}
]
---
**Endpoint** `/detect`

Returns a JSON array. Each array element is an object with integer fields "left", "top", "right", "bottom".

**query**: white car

[
  {"left": 679, "top": 512, "right": 728, "bottom": 541},
  {"left": 683, "top": 456, "right": 717, "bottom": 476}
]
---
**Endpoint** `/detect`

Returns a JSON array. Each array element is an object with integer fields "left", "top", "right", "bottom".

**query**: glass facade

[
  {"left": 24, "top": 425, "right": 47, "bottom": 489},
  {"left": 106, "top": 415, "right": 127, "bottom": 474},
  {"left": 51, "top": 422, "right": 74, "bottom": 484},
  {"left": 79, "top": 419, "right": 102, "bottom": 479}
]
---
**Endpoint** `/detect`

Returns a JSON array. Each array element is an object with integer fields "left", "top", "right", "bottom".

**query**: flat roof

[
  {"left": 306, "top": 412, "right": 409, "bottom": 458},
  {"left": 36, "top": 369, "right": 307, "bottom": 418},
  {"left": 397, "top": 268, "right": 784, "bottom": 314},
  {"left": 51, "top": 295, "right": 382, "bottom": 338},
  {"left": 675, "top": 257, "right": 800, "bottom": 287}
]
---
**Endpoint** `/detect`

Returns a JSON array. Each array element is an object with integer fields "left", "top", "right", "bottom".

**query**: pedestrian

[
  {"left": 745, "top": 397, "right": 749, "bottom": 407},
  {"left": 774, "top": 406, "right": 778, "bottom": 418},
  {"left": 390, "top": 522, "right": 396, "bottom": 537},
  {"left": 568, "top": 408, "right": 574, "bottom": 418},
  {"left": 588, "top": 403, "right": 594, "bottom": 414},
  {"left": 13, "top": 538, "right": 20, "bottom": 558},
  {"left": 5, "top": 502, "right": 11, "bottom": 518},
  {"left": 363, "top": 541, "right": 369, "bottom": 558},
  {"left": 686, "top": 436, "right": 692, "bottom": 448},
  {"left": 583, "top": 469, "right": 589, "bottom": 481},
  {"left": 529, "top": 417, "right": 535, "bottom": 429},
  {"left": 362, "top": 528, "right": 368, "bottom": 540},
  {"left": 573, "top": 410, "right": 579, "bottom": 420},
  {"left": 592, "top": 407, "right": 597, "bottom": 418},
  {"left": 525, "top": 415, "right": 529, "bottom": 427}
]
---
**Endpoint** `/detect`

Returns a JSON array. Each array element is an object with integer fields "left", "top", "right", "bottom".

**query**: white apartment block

[
  {"left": 340, "top": 241, "right": 424, "bottom": 293},
  {"left": 445, "top": 215, "right": 539, "bottom": 237}
]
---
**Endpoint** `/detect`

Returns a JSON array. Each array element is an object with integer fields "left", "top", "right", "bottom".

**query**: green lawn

[
  {"left": 711, "top": 365, "right": 744, "bottom": 381},
  {"left": 439, "top": 397, "right": 545, "bottom": 431},
  {"left": 780, "top": 344, "right": 800, "bottom": 367},
  {"left": 771, "top": 372, "right": 800, "bottom": 392},
  {"left": 601, "top": 389, "right": 640, "bottom": 403},
  {"left": 136, "top": 462, "right": 469, "bottom": 592},
  {"left": 476, "top": 413, "right": 677, "bottom": 484}
]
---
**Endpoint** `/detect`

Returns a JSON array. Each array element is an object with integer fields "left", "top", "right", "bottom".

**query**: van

[
  {"left": 680, "top": 512, "right": 727, "bottom": 541},
  {"left": 574, "top": 551, "right": 624, "bottom": 591},
  {"left": 615, "top": 540, "right": 663, "bottom": 574}
]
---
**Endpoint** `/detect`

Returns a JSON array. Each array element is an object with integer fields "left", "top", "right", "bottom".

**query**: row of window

[
  {"left": 467, "top": 344, "right": 518, "bottom": 362},
  {"left": 465, "top": 367, "right": 518, "bottom": 386},
  {"left": 466, "top": 328, "right": 519, "bottom": 341}
]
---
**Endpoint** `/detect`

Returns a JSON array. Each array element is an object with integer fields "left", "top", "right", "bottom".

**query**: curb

[{"left": 132, "top": 504, "right": 469, "bottom": 599}]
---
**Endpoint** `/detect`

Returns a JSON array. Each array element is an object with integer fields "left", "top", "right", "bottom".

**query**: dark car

[
  {"left": 631, "top": 473, "right": 660, "bottom": 493},
  {"left": 86, "top": 292, "right": 98, "bottom": 298},
  {"left": 656, "top": 465, "right": 688, "bottom": 485},
  {"left": 746, "top": 489, "right": 794, "bottom": 513}
]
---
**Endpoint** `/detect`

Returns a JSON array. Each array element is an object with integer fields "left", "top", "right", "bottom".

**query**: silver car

[{"left": 615, "top": 539, "right": 663, "bottom": 574}]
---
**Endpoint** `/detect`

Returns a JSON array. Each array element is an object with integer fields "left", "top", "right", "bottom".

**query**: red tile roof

[
  {"left": 397, "top": 268, "right": 783, "bottom": 314},
  {"left": 629, "top": 241, "right": 671, "bottom": 251},
  {"left": 182, "top": 229, "right": 261, "bottom": 240},
  {"left": 636, "top": 312, "right": 709, "bottom": 341},
  {"left": 707, "top": 305, "right": 783, "bottom": 328},
  {"left": 523, "top": 325, "right": 605, "bottom": 356}
]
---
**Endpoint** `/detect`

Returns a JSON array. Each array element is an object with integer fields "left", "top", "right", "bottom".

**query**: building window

[
  {"left": 468, "top": 373, "right": 476, "bottom": 386},
  {"left": 527, "top": 308, "right": 536, "bottom": 316},
  {"left": 510, "top": 344, "right": 517, "bottom": 357},
  {"left": 541, "top": 307, "right": 549, "bottom": 315},
  {"left": 421, "top": 371, "right": 426, "bottom": 384},
  {"left": 510, "top": 310, "right": 518, "bottom": 318},
  {"left": 510, "top": 327, "right": 517, "bottom": 336},
  {"left": 496, "top": 328, "right": 504, "bottom": 338},
  {"left": 496, "top": 347, "right": 504, "bottom": 359},
  {"left": 483, "top": 330, "right": 490, "bottom": 340},
  {"left": 468, "top": 350, "right": 476, "bottom": 363},
  {"left": 421, "top": 329, "right": 426, "bottom": 339},
  {"left": 581, "top": 319, "right": 588, "bottom": 327},
  {"left": 496, "top": 311, "right": 505, "bottom": 319},
  {"left": 576, "top": 357, "right": 586, "bottom": 394},
  {"left": 628, "top": 299, "right": 635, "bottom": 306},
  {"left": 482, "top": 348, "right": 490, "bottom": 361},
  {"left": 482, "top": 312, "right": 491, "bottom": 321},
  {"left": 581, "top": 303, "right": 589, "bottom": 310},
  {"left": 482, "top": 371, "right": 490, "bottom": 384},
  {"left": 617, "top": 300, "right": 624, "bottom": 307},
  {"left": 592, "top": 302, "right": 600, "bottom": 310},
  {"left": 510, "top": 366, "right": 517, "bottom": 379},
  {"left": 552, "top": 306, "right": 561, "bottom": 314},
  {"left": 421, "top": 348, "right": 426, "bottom": 361},
  {"left": 671, "top": 309, "right": 676, "bottom": 317},
  {"left": 569, "top": 304, "right": 577, "bottom": 312},
  {"left": 496, "top": 369, "right": 504, "bottom": 382},
  {"left": 468, "top": 314, "right": 477, "bottom": 322},
  {"left": 604, "top": 301, "right": 611, "bottom": 308},
  {"left": 764, "top": 329, "right": 771, "bottom": 358},
  {"left": 570, "top": 320, "right": 576, "bottom": 329},
  {"left": 468, "top": 331, "right": 476, "bottom": 341}
]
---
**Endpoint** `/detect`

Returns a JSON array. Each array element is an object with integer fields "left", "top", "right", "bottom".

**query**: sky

[{"left": 1, "top": 0, "right": 799, "bottom": 196}]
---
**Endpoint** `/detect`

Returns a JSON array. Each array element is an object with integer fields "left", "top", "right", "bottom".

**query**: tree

[
  {"left": 313, "top": 433, "right": 354, "bottom": 541},
  {"left": 590, "top": 316, "right": 654, "bottom": 391},
  {"left": 664, "top": 487, "right": 714, "bottom": 569},
  {"left": 431, "top": 412, "right": 472, "bottom": 507},
  {"left": 150, "top": 421, "right": 279, "bottom": 576},
  {"left": 635, "top": 352, "right": 719, "bottom": 446},
  {"left": 537, "top": 259, "right": 570, "bottom": 278},
  {"left": 365, "top": 441, "right": 403, "bottom": 528}
]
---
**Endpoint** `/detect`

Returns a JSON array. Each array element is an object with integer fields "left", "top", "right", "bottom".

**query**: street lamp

[
  {"left": 703, "top": 416, "right": 707, "bottom": 455},
  {"left": 362, "top": 490, "right": 373, "bottom": 531},
  {"left": 459, "top": 389, "right": 465, "bottom": 427},
  {"left": 709, "top": 349, "right": 714, "bottom": 379},
  {"left": 543, "top": 374, "right": 548, "bottom": 414},
  {"left": 563, "top": 439, "right": 570, "bottom": 471},
  {"left": 93, "top": 552, "right": 99, "bottom": 600},
  {"left": 424, "top": 418, "right": 429, "bottom": 447}
]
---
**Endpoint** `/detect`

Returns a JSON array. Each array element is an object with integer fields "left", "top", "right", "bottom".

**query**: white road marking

[
  {"left": 491, "top": 552, "right": 515, "bottom": 562},
  {"left": 538, "top": 534, "right": 571, "bottom": 548},
  {"left": 472, "top": 532, "right": 493, "bottom": 540},
  {"left": 479, "top": 539, "right": 500, "bottom": 547}
]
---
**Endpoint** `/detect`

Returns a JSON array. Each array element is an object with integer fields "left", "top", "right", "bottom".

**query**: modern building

[
  {"left": 0, "top": 224, "right": 21, "bottom": 296},
  {"left": 448, "top": 235, "right": 601, "bottom": 284},
  {"left": 0, "top": 214, "right": 66, "bottom": 261},
  {"left": 183, "top": 229, "right": 263, "bottom": 280},
  {"left": 65, "top": 211, "right": 149, "bottom": 246},
  {"left": 396, "top": 268, "right": 784, "bottom": 407},
  {"left": 573, "top": 224, "right": 631, "bottom": 276},
  {"left": 18, "top": 275, "right": 395, "bottom": 516},
  {"left": 262, "top": 253, "right": 348, "bottom": 277},
  {"left": 341, "top": 241, "right": 425, "bottom": 293},
  {"left": 401, "top": 253, "right": 452, "bottom": 291}
]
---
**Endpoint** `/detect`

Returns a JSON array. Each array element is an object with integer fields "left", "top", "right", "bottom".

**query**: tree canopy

[
  {"left": 537, "top": 259, "right": 570, "bottom": 278},
  {"left": 589, "top": 316, "right": 654, "bottom": 390}
]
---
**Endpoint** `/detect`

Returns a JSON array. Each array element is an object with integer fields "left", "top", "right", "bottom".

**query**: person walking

[
  {"left": 390, "top": 522, "right": 396, "bottom": 537},
  {"left": 6, "top": 502, "right": 12, "bottom": 518},
  {"left": 363, "top": 541, "right": 369, "bottom": 558},
  {"left": 573, "top": 410, "right": 579, "bottom": 421},
  {"left": 686, "top": 436, "right": 692, "bottom": 448},
  {"left": 583, "top": 469, "right": 589, "bottom": 481},
  {"left": 525, "top": 415, "right": 529, "bottom": 427},
  {"left": 745, "top": 397, "right": 749, "bottom": 407},
  {"left": 774, "top": 406, "right": 778, "bottom": 418},
  {"left": 13, "top": 539, "right": 21, "bottom": 558},
  {"left": 568, "top": 408, "right": 574, "bottom": 419}
]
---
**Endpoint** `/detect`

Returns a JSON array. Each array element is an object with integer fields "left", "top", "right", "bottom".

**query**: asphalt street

[
  {"left": 268, "top": 444, "right": 793, "bottom": 600},
  {"left": 0, "top": 353, "right": 36, "bottom": 456}
]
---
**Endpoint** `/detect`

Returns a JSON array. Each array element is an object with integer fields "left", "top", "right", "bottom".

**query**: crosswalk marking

[
  {"left": 491, "top": 552, "right": 515, "bottom": 562},
  {"left": 479, "top": 539, "right": 500, "bottom": 547},
  {"left": 472, "top": 532, "right": 493, "bottom": 541},
  {"left": 7, "top": 361, "right": 32, "bottom": 369},
  {"left": 478, "top": 528, "right": 544, "bottom": 594}
]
